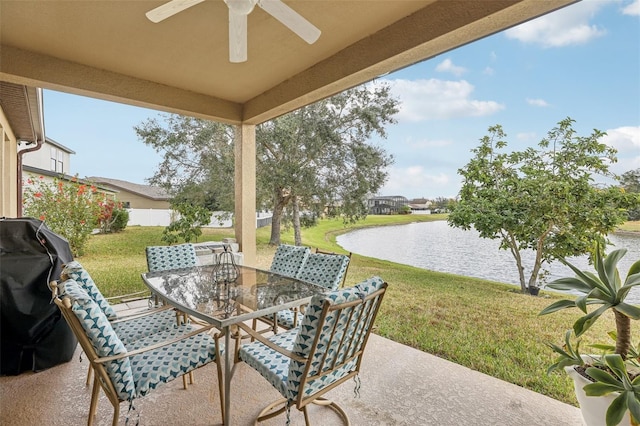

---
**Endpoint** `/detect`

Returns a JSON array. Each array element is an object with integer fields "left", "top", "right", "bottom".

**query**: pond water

[{"left": 337, "top": 220, "right": 640, "bottom": 303}]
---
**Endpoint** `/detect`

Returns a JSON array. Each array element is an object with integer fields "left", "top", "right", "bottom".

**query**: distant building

[
  {"left": 86, "top": 177, "right": 170, "bottom": 209},
  {"left": 408, "top": 198, "right": 432, "bottom": 212},
  {"left": 21, "top": 138, "right": 117, "bottom": 200},
  {"left": 21, "top": 137, "right": 75, "bottom": 175},
  {"left": 367, "top": 195, "right": 409, "bottom": 214}
]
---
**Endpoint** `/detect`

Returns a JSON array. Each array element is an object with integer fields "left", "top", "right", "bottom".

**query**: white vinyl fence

[{"left": 127, "top": 209, "right": 272, "bottom": 228}]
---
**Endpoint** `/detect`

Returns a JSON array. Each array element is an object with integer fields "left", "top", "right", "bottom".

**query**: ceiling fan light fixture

[
  {"left": 224, "top": 0, "right": 256, "bottom": 16},
  {"left": 146, "top": 0, "right": 321, "bottom": 63}
]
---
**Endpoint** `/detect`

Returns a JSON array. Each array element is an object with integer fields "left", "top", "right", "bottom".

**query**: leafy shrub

[{"left": 23, "top": 175, "right": 101, "bottom": 256}]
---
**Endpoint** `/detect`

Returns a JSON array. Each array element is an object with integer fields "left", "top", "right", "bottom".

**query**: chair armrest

[
  {"left": 237, "top": 322, "right": 306, "bottom": 363},
  {"left": 94, "top": 324, "right": 221, "bottom": 364},
  {"left": 109, "top": 305, "right": 175, "bottom": 323}
]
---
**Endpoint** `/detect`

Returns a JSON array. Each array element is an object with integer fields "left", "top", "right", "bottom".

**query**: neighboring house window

[
  {"left": 50, "top": 147, "right": 57, "bottom": 171},
  {"left": 57, "top": 150, "right": 64, "bottom": 173},
  {"left": 123, "top": 201, "right": 131, "bottom": 208}
]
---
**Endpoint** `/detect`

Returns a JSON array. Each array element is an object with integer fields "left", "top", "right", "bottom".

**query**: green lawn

[{"left": 76, "top": 215, "right": 638, "bottom": 406}]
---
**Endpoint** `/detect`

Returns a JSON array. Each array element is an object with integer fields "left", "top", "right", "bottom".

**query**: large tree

[
  {"left": 258, "top": 83, "right": 399, "bottom": 245},
  {"left": 448, "top": 118, "right": 635, "bottom": 293},
  {"left": 135, "top": 115, "right": 235, "bottom": 212},
  {"left": 135, "top": 82, "right": 399, "bottom": 244}
]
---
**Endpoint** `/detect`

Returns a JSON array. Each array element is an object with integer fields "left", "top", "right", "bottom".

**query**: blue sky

[{"left": 43, "top": 0, "right": 639, "bottom": 200}]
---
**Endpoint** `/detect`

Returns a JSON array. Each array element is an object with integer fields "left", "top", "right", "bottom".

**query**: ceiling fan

[{"left": 146, "top": 0, "right": 321, "bottom": 63}]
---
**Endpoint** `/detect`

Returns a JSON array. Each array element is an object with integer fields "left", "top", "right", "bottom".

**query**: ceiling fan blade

[
  {"left": 257, "top": 0, "right": 321, "bottom": 44},
  {"left": 146, "top": 0, "right": 206, "bottom": 23},
  {"left": 228, "top": 9, "right": 248, "bottom": 63}
]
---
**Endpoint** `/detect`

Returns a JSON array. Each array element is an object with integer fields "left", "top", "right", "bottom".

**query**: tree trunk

[
  {"left": 614, "top": 309, "right": 631, "bottom": 359},
  {"left": 269, "top": 188, "right": 291, "bottom": 245},
  {"left": 504, "top": 231, "right": 527, "bottom": 292},
  {"left": 292, "top": 196, "right": 302, "bottom": 246},
  {"left": 269, "top": 192, "right": 285, "bottom": 245}
]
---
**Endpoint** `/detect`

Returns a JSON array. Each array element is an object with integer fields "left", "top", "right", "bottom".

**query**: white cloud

[
  {"left": 483, "top": 67, "right": 495, "bottom": 76},
  {"left": 526, "top": 98, "right": 550, "bottom": 107},
  {"left": 435, "top": 58, "right": 467, "bottom": 76},
  {"left": 384, "top": 78, "right": 504, "bottom": 122},
  {"left": 505, "top": 0, "right": 606, "bottom": 47},
  {"left": 381, "top": 166, "right": 454, "bottom": 198},
  {"left": 622, "top": 0, "right": 640, "bottom": 16},
  {"left": 601, "top": 126, "right": 640, "bottom": 174}
]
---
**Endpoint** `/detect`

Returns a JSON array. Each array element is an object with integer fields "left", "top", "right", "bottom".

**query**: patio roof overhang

[{"left": 1, "top": 0, "right": 576, "bottom": 125}]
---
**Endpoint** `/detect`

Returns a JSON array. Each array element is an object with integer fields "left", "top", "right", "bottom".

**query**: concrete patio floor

[{"left": 0, "top": 300, "right": 584, "bottom": 426}]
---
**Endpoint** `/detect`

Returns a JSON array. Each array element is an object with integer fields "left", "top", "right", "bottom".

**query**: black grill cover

[{"left": 0, "top": 217, "right": 77, "bottom": 375}]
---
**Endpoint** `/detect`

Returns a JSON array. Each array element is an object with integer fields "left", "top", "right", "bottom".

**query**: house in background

[
  {"left": 21, "top": 137, "right": 74, "bottom": 176},
  {"left": 21, "top": 137, "right": 118, "bottom": 202},
  {"left": 87, "top": 177, "right": 174, "bottom": 226},
  {"left": 367, "top": 195, "right": 409, "bottom": 215},
  {"left": 408, "top": 198, "right": 432, "bottom": 214},
  {"left": 87, "top": 177, "right": 170, "bottom": 209}
]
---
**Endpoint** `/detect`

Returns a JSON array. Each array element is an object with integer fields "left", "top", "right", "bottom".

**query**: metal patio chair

[
  {"left": 51, "top": 278, "right": 224, "bottom": 426},
  {"left": 237, "top": 276, "right": 388, "bottom": 425}
]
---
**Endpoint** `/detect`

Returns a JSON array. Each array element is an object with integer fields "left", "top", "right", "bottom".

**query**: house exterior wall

[
  {"left": 21, "top": 140, "right": 72, "bottom": 175},
  {"left": 111, "top": 190, "right": 171, "bottom": 209},
  {"left": 0, "top": 106, "right": 18, "bottom": 217}
]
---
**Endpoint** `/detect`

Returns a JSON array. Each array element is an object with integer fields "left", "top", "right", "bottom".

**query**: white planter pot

[{"left": 565, "top": 364, "right": 632, "bottom": 426}]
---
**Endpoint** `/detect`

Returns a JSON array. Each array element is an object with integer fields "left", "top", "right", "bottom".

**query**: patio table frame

[{"left": 142, "top": 264, "right": 325, "bottom": 426}]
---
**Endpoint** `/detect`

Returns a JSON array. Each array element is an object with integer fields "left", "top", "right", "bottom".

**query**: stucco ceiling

[{"left": 0, "top": 0, "right": 576, "bottom": 125}]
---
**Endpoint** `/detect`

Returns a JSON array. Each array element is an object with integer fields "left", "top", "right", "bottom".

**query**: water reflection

[{"left": 337, "top": 220, "right": 640, "bottom": 302}]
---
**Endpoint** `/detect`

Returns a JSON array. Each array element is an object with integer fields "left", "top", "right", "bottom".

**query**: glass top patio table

[
  {"left": 142, "top": 264, "right": 325, "bottom": 328},
  {"left": 141, "top": 264, "right": 326, "bottom": 426}
]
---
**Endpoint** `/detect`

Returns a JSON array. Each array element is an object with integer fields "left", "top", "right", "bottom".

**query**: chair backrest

[
  {"left": 295, "top": 251, "right": 351, "bottom": 290},
  {"left": 287, "top": 276, "right": 387, "bottom": 407},
  {"left": 269, "top": 244, "right": 310, "bottom": 278},
  {"left": 52, "top": 279, "right": 136, "bottom": 403},
  {"left": 61, "top": 260, "right": 118, "bottom": 320},
  {"left": 145, "top": 243, "right": 198, "bottom": 272}
]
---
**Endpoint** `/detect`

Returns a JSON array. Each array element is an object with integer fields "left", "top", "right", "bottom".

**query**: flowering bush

[
  {"left": 23, "top": 175, "right": 101, "bottom": 256},
  {"left": 97, "top": 199, "right": 129, "bottom": 233}
]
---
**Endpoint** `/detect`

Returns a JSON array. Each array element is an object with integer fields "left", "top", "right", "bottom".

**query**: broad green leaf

[
  {"left": 605, "top": 393, "right": 628, "bottom": 426},
  {"left": 574, "top": 304, "right": 610, "bottom": 336},
  {"left": 627, "top": 392, "right": 640, "bottom": 426},
  {"left": 539, "top": 299, "right": 576, "bottom": 316},
  {"left": 624, "top": 271, "right": 640, "bottom": 288},
  {"left": 615, "top": 303, "right": 640, "bottom": 321},
  {"left": 603, "top": 354, "right": 629, "bottom": 383},
  {"left": 587, "top": 365, "right": 624, "bottom": 387},
  {"left": 627, "top": 260, "right": 640, "bottom": 280},
  {"left": 559, "top": 259, "right": 610, "bottom": 294},
  {"left": 576, "top": 294, "right": 589, "bottom": 313},
  {"left": 546, "top": 277, "right": 596, "bottom": 293},
  {"left": 584, "top": 381, "right": 624, "bottom": 396},
  {"left": 602, "top": 248, "right": 627, "bottom": 289}
]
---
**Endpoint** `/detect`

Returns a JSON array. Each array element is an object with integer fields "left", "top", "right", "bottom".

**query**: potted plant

[{"left": 540, "top": 243, "right": 640, "bottom": 426}]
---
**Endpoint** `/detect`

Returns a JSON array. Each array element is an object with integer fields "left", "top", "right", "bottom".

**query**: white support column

[{"left": 234, "top": 124, "right": 256, "bottom": 266}]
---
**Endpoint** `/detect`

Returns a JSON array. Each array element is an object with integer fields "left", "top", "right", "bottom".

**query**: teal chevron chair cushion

[
  {"left": 60, "top": 279, "right": 136, "bottom": 401},
  {"left": 63, "top": 261, "right": 118, "bottom": 320},
  {"left": 128, "top": 326, "right": 222, "bottom": 397},
  {"left": 273, "top": 309, "right": 299, "bottom": 330},
  {"left": 111, "top": 309, "right": 180, "bottom": 345},
  {"left": 145, "top": 244, "right": 198, "bottom": 272},
  {"left": 295, "top": 252, "right": 350, "bottom": 291},
  {"left": 63, "top": 261, "right": 181, "bottom": 343},
  {"left": 273, "top": 252, "right": 351, "bottom": 329},
  {"left": 239, "top": 276, "right": 385, "bottom": 402},
  {"left": 269, "top": 244, "right": 310, "bottom": 278}
]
